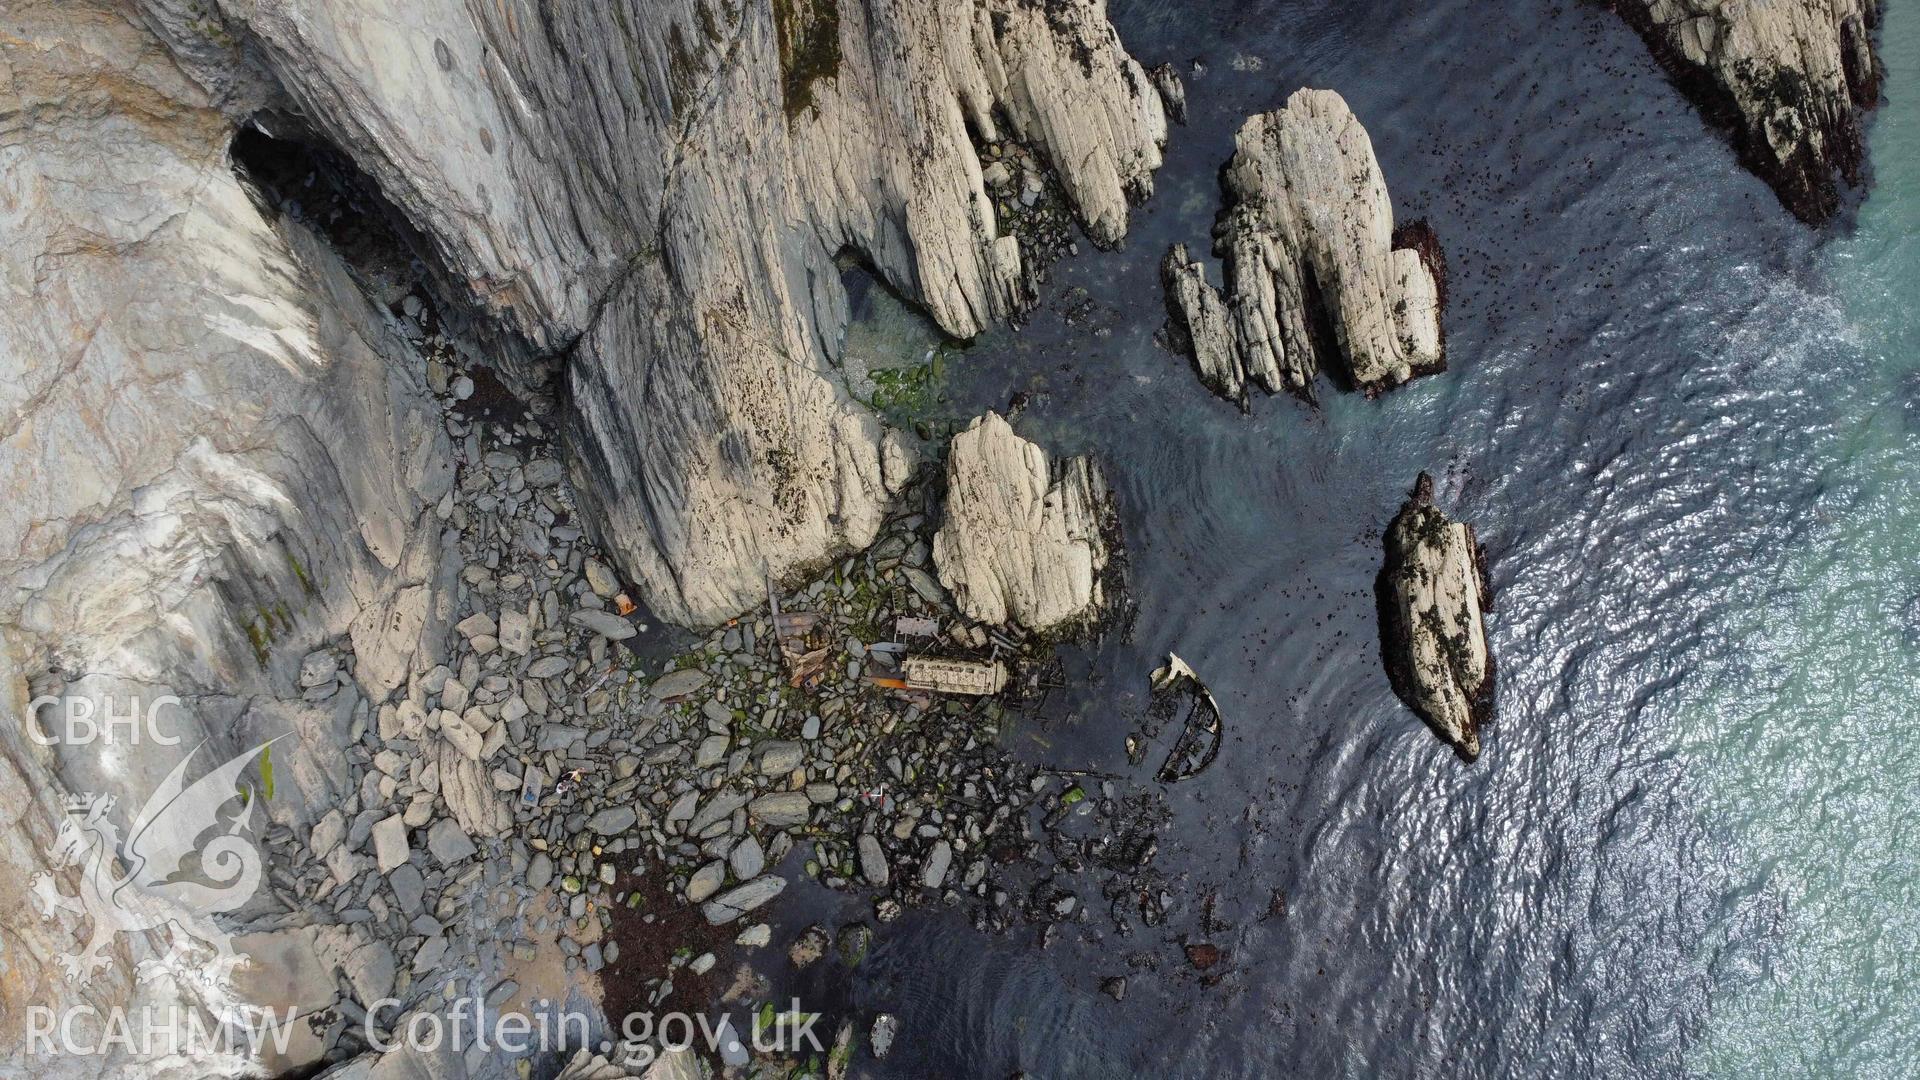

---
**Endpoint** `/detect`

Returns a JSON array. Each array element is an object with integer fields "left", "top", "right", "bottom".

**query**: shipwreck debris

[
  {"left": 768, "top": 575, "right": 833, "bottom": 687},
  {"left": 899, "top": 656, "right": 1010, "bottom": 696},
  {"left": 1146, "top": 653, "right": 1224, "bottom": 783}
]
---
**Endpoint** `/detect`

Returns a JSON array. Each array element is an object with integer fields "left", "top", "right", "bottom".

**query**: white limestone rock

[
  {"left": 139, "top": 0, "right": 1169, "bottom": 626},
  {"left": 1376, "top": 474, "right": 1495, "bottom": 761},
  {"left": 370, "top": 814, "right": 410, "bottom": 874},
  {"left": 1613, "top": 0, "right": 1882, "bottom": 223},
  {"left": 933, "top": 413, "right": 1116, "bottom": 632},
  {"left": 1162, "top": 89, "right": 1444, "bottom": 404}
]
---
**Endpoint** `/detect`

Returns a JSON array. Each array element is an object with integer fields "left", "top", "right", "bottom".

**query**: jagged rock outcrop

[
  {"left": 932, "top": 413, "right": 1115, "bottom": 633},
  {"left": 137, "top": 0, "right": 1169, "bottom": 625},
  {"left": 1375, "top": 474, "right": 1495, "bottom": 762},
  {"left": 1160, "top": 88, "right": 1444, "bottom": 406},
  {"left": 1610, "top": 0, "right": 1882, "bottom": 223},
  {"left": 1160, "top": 244, "right": 1244, "bottom": 405},
  {"left": 1150, "top": 63, "right": 1189, "bottom": 124}
]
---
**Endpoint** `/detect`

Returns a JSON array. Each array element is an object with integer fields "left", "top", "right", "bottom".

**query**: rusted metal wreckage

[
  {"left": 767, "top": 576, "right": 834, "bottom": 688},
  {"left": 1144, "top": 653, "right": 1223, "bottom": 783},
  {"left": 766, "top": 576, "right": 1008, "bottom": 697},
  {"left": 897, "top": 656, "right": 1009, "bottom": 695}
]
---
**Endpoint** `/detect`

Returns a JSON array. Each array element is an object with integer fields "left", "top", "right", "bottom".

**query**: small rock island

[
  {"left": 1376, "top": 474, "right": 1495, "bottom": 761},
  {"left": 1161, "top": 88, "right": 1445, "bottom": 407}
]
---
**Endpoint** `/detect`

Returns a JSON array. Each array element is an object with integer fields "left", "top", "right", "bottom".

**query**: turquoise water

[{"left": 1691, "top": 7, "right": 1920, "bottom": 1074}]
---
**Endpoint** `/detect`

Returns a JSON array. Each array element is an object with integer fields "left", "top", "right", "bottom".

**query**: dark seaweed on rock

[{"left": 1607, "top": 0, "right": 1883, "bottom": 224}]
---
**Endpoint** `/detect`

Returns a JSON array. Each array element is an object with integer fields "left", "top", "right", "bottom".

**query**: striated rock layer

[
  {"left": 1161, "top": 88, "right": 1443, "bottom": 407},
  {"left": 139, "top": 0, "right": 1170, "bottom": 625},
  {"left": 1610, "top": 0, "right": 1883, "bottom": 223},
  {"left": 1375, "top": 474, "right": 1495, "bottom": 762},
  {"left": 933, "top": 413, "right": 1116, "bottom": 633}
]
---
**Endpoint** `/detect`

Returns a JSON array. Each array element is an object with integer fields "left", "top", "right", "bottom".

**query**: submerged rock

[
  {"left": 1161, "top": 88, "right": 1444, "bottom": 404},
  {"left": 1610, "top": 0, "right": 1882, "bottom": 224},
  {"left": 933, "top": 412, "right": 1117, "bottom": 632},
  {"left": 1375, "top": 474, "right": 1495, "bottom": 761}
]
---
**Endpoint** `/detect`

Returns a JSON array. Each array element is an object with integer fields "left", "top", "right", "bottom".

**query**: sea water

[{"left": 796, "top": 2, "right": 1920, "bottom": 1075}]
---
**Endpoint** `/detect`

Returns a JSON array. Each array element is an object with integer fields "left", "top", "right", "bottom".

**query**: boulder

[
  {"left": 425, "top": 818, "right": 477, "bottom": 866},
  {"left": 749, "top": 792, "right": 812, "bottom": 829},
  {"left": 570, "top": 607, "right": 636, "bottom": 640},
  {"left": 496, "top": 606, "right": 532, "bottom": 655},
  {"left": 650, "top": 669, "right": 710, "bottom": 702},
  {"left": 933, "top": 413, "right": 1116, "bottom": 632},
  {"left": 729, "top": 836, "right": 765, "bottom": 881},
  {"left": 701, "top": 875, "right": 788, "bottom": 924},
  {"left": 920, "top": 840, "right": 954, "bottom": 890},
  {"left": 857, "top": 834, "right": 891, "bottom": 888},
  {"left": 1376, "top": 474, "right": 1495, "bottom": 761},
  {"left": 369, "top": 814, "right": 409, "bottom": 874},
  {"left": 586, "top": 806, "right": 638, "bottom": 836},
  {"left": 756, "top": 741, "right": 804, "bottom": 776},
  {"left": 686, "top": 861, "right": 728, "bottom": 904}
]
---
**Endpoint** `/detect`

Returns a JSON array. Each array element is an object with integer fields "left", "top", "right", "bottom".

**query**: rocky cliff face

[
  {"left": 2, "top": 0, "right": 1168, "bottom": 1074},
  {"left": 1611, "top": 0, "right": 1882, "bottom": 223},
  {"left": 932, "top": 413, "right": 1115, "bottom": 633},
  {"left": 138, "top": 0, "right": 1168, "bottom": 626},
  {"left": 1161, "top": 89, "right": 1444, "bottom": 407},
  {"left": 1375, "top": 474, "right": 1494, "bottom": 762},
  {"left": 2, "top": 5, "right": 458, "bottom": 1073}
]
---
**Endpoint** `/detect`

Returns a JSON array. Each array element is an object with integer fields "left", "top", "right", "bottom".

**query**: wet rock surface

[
  {"left": 137, "top": 0, "right": 1171, "bottom": 626},
  {"left": 1376, "top": 474, "right": 1496, "bottom": 760},
  {"left": 287, "top": 354, "right": 1185, "bottom": 1073}
]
